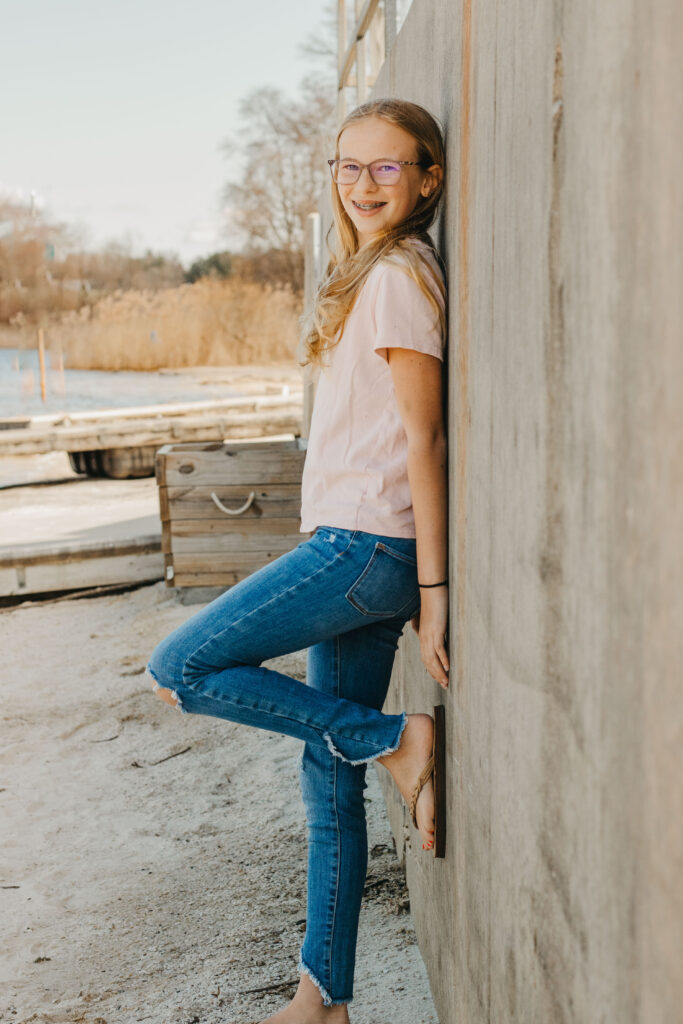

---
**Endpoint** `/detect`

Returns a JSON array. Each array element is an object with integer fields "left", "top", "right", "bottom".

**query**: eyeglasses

[{"left": 327, "top": 157, "right": 426, "bottom": 186}]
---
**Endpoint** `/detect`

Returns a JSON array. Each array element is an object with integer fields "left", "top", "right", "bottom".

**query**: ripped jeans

[{"left": 146, "top": 525, "right": 421, "bottom": 1006}]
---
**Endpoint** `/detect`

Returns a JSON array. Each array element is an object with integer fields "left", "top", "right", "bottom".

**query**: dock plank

[
  {"left": 0, "top": 550, "right": 163, "bottom": 597},
  {"left": 0, "top": 403, "right": 303, "bottom": 455}
]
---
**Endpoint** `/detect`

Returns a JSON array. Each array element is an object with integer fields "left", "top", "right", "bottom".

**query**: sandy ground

[
  {"left": 0, "top": 580, "right": 438, "bottom": 1024},
  {"left": 0, "top": 466, "right": 160, "bottom": 550}
]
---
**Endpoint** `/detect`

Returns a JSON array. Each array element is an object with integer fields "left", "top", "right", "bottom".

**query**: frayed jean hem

[
  {"left": 298, "top": 953, "right": 352, "bottom": 1007},
  {"left": 323, "top": 710, "right": 407, "bottom": 765}
]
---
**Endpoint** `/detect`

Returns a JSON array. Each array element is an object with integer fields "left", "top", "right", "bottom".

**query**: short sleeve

[{"left": 372, "top": 260, "right": 446, "bottom": 364}]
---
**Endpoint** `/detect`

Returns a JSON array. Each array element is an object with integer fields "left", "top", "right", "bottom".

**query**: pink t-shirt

[{"left": 299, "top": 237, "right": 446, "bottom": 538}]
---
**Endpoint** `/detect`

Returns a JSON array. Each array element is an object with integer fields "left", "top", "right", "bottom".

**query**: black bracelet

[{"left": 418, "top": 579, "right": 448, "bottom": 588}]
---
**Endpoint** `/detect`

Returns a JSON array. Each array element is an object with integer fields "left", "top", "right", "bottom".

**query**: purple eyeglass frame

[{"left": 327, "top": 158, "right": 426, "bottom": 185}]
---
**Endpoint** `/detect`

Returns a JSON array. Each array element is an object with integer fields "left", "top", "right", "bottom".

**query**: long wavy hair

[{"left": 299, "top": 98, "right": 447, "bottom": 370}]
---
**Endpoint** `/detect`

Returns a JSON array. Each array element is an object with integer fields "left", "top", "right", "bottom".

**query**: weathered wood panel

[
  {"left": 0, "top": 536, "right": 161, "bottom": 567},
  {"left": 171, "top": 549, "right": 301, "bottom": 573},
  {"left": 162, "top": 527, "right": 304, "bottom": 557},
  {"left": 156, "top": 439, "right": 306, "bottom": 487},
  {"left": 166, "top": 519, "right": 303, "bottom": 551},
  {"left": 0, "top": 536, "right": 163, "bottom": 597},
  {"left": 161, "top": 485, "right": 302, "bottom": 521},
  {"left": 314, "top": 1, "right": 683, "bottom": 1022}
]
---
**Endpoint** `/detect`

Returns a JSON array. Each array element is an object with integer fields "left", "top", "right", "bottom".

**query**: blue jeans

[{"left": 146, "top": 525, "right": 421, "bottom": 1006}]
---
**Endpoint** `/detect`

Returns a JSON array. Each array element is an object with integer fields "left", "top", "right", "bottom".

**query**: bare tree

[{"left": 219, "top": 73, "right": 336, "bottom": 292}]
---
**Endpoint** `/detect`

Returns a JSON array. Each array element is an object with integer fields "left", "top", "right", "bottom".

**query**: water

[{"left": 0, "top": 348, "right": 241, "bottom": 417}]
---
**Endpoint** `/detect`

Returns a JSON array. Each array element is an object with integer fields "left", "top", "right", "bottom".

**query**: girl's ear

[{"left": 421, "top": 164, "right": 443, "bottom": 197}]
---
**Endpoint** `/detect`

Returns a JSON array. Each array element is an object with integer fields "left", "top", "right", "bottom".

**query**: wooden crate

[{"left": 155, "top": 437, "right": 309, "bottom": 587}]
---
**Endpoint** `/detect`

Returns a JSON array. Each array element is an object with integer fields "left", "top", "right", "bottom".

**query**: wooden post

[
  {"left": 37, "top": 328, "right": 46, "bottom": 403},
  {"left": 368, "top": 2, "right": 384, "bottom": 84},
  {"left": 337, "top": 0, "right": 347, "bottom": 123},
  {"left": 55, "top": 347, "right": 66, "bottom": 396},
  {"left": 355, "top": 0, "right": 367, "bottom": 102},
  {"left": 301, "top": 212, "right": 322, "bottom": 441},
  {"left": 384, "top": 0, "right": 396, "bottom": 55}
]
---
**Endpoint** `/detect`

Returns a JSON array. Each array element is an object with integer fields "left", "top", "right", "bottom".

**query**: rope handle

[{"left": 210, "top": 490, "right": 256, "bottom": 516}]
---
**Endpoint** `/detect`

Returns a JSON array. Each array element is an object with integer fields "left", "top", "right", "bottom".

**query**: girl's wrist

[{"left": 417, "top": 579, "right": 448, "bottom": 588}]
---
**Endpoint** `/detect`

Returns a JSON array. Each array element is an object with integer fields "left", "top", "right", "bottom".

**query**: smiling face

[{"left": 335, "top": 116, "right": 441, "bottom": 245}]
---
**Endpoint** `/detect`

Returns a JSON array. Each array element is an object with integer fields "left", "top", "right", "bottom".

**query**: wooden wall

[{"left": 307, "top": 2, "right": 683, "bottom": 1020}]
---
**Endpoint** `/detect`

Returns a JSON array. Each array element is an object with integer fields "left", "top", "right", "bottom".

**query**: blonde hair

[{"left": 299, "top": 98, "right": 447, "bottom": 370}]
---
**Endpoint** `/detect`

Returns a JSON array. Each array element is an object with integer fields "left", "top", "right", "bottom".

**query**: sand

[{"left": 0, "top": 580, "right": 438, "bottom": 1024}]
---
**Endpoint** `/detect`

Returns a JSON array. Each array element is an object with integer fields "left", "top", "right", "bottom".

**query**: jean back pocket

[{"left": 345, "top": 541, "right": 419, "bottom": 618}]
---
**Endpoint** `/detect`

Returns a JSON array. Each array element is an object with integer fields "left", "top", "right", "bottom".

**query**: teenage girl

[{"left": 146, "top": 97, "right": 449, "bottom": 1023}]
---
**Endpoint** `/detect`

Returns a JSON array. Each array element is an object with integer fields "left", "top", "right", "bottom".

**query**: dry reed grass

[{"left": 0, "top": 278, "right": 302, "bottom": 371}]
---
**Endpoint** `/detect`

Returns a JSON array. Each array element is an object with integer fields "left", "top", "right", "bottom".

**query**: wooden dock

[
  {"left": 0, "top": 394, "right": 303, "bottom": 456},
  {"left": 0, "top": 471, "right": 165, "bottom": 598},
  {"left": 0, "top": 534, "right": 164, "bottom": 598}
]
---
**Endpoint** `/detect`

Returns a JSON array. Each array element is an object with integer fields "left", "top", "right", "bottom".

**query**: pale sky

[{"left": 1, "top": 0, "right": 334, "bottom": 265}]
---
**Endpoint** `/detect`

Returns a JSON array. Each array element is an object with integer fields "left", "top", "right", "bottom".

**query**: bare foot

[
  {"left": 260, "top": 972, "right": 350, "bottom": 1024},
  {"left": 377, "top": 713, "right": 435, "bottom": 850}
]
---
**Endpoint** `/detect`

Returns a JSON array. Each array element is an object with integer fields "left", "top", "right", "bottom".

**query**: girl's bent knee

[
  {"left": 154, "top": 683, "right": 180, "bottom": 708},
  {"left": 146, "top": 648, "right": 188, "bottom": 713},
  {"left": 145, "top": 636, "right": 185, "bottom": 691},
  {"left": 148, "top": 673, "right": 188, "bottom": 714}
]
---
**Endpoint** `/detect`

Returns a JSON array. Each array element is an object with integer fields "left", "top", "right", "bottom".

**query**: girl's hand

[{"left": 409, "top": 588, "right": 449, "bottom": 689}]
